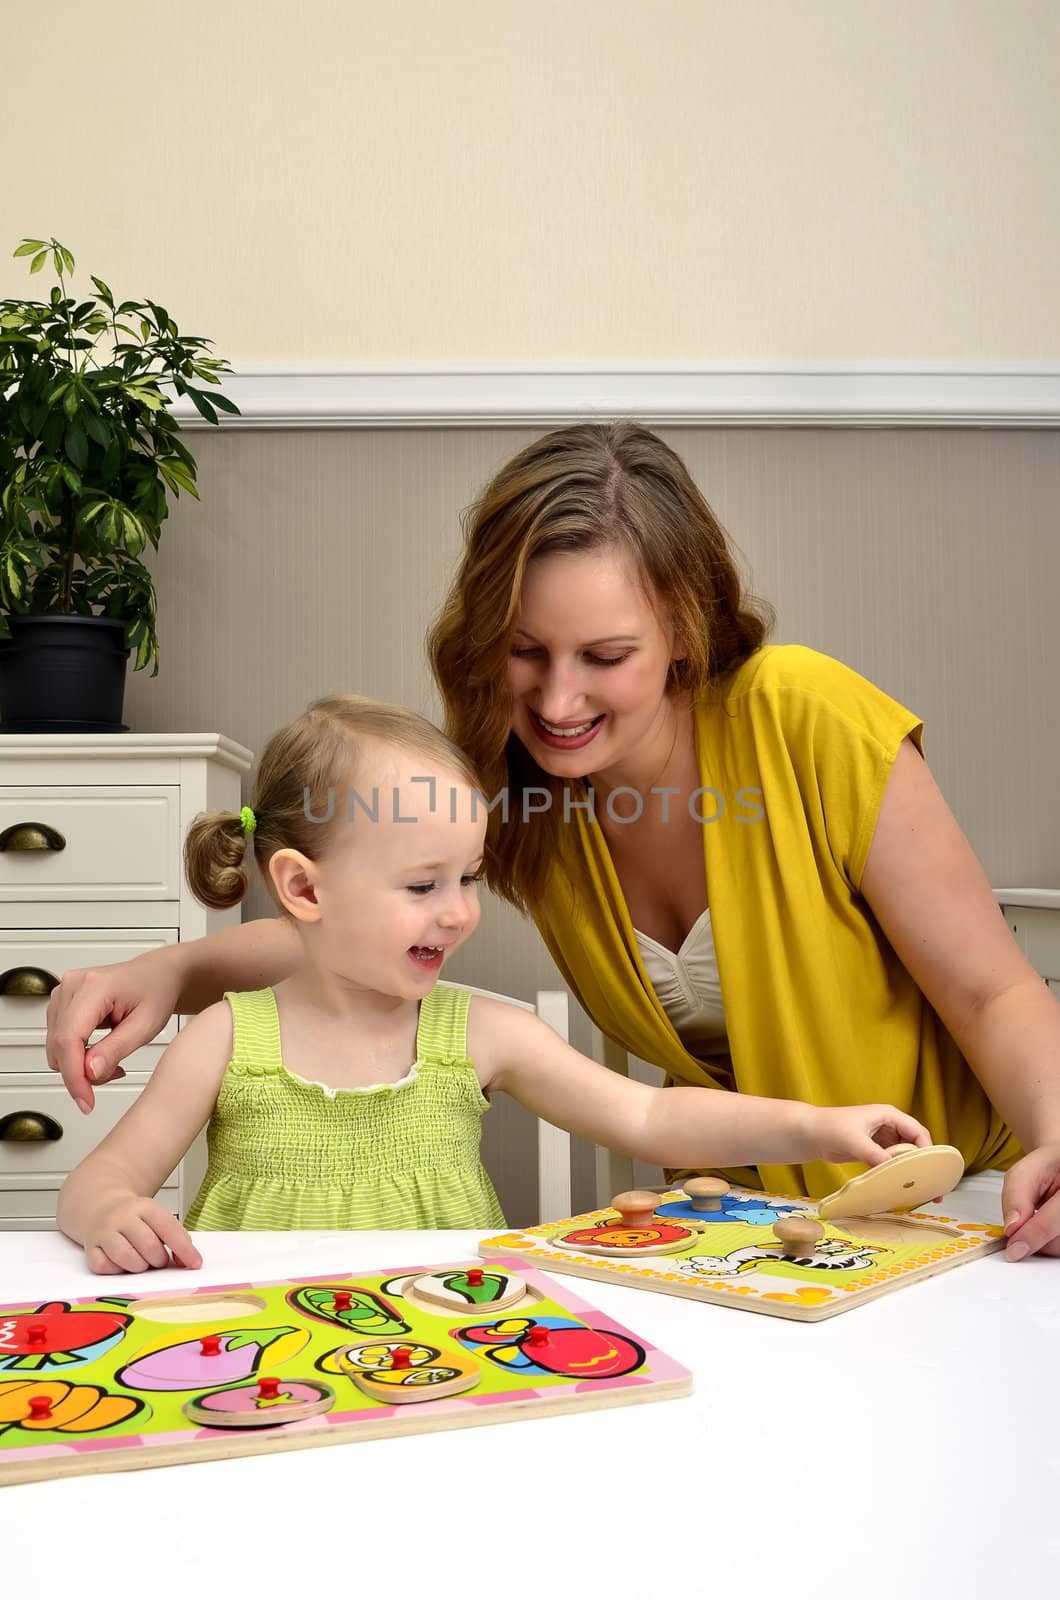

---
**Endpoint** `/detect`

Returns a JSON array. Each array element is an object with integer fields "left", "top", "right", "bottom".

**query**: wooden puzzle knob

[
  {"left": 611, "top": 1190, "right": 661, "bottom": 1229},
  {"left": 773, "top": 1216, "right": 825, "bottom": 1259},
  {"left": 683, "top": 1177, "right": 730, "bottom": 1212}
]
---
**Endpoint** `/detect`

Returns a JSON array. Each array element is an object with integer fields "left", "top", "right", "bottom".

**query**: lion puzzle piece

[
  {"left": 552, "top": 1190, "right": 696, "bottom": 1256},
  {"left": 816, "top": 1143, "right": 965, "bottom": 1221}
]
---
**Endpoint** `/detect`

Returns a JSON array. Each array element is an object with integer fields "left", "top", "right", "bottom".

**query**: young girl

[{"left": 58, "top": 693, "right": 929, "bottom": 1275}]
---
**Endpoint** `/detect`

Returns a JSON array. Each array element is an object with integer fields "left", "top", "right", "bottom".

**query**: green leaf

[
  {"left": 30, "top": 251, "right": 48, "bottom": 274},
  {"left": 65, "top": 419, "right": 88, "bottom": 469},
  {"left": 129, "top": 383, "right": 166, "bottom": 413},
  {"left": 159, "top": 459, "right": 198, "bottom": 498},
  {"left": 83, "top": 411, "right": 111, "bottom": 448},
  {"left": 99, "top": 504, "right": 120, "bottom": 548},
  {"left": 59, "top": 462, "right": 83, "bottom": 494},
  {"left": 187, "top": 388, "right": 218, "bottom": 425},
  {"left": 119, "top": 509, "right": 146, "bottom": 557},
  {"left": 90, "top": 275, "right": 114, "bottom": 305},
  {"left": 60, "top": 246, "right": 76, "bottom": 275},
  {"left": 14, "top": 239, "right": 47, "bottom": 257}
]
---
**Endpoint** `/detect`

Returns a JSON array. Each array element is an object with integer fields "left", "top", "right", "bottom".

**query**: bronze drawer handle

[
  {"left": 0, "top": 1111, "right": 63, "bottom": 1142},
  {"left": 0, "top": 822, "right": 67, "bottom": 852},
  {"left": 0, "top": 966, "right": 61, "bottom": 997}
]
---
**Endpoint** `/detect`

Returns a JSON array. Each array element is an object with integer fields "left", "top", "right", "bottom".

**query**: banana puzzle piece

[{"left": 817, "top": 1143, "right": 965, "bottom": 1221}]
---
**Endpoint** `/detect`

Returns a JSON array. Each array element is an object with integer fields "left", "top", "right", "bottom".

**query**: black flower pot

[{"left": 0, "top": 614, "right": 130, "bottom": 733}]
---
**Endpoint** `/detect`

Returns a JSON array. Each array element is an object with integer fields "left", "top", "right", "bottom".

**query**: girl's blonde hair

[
  {"left": 428, "top": 422, "right": 774, "bottom": 914},
  {"left": 184, "top": 694, "right": 481, "bottom": 911}
]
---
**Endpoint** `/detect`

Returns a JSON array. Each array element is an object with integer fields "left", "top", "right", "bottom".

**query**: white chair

[
  {"left": 588, "top": 1026, "right": 636, "bottom": 1205},
  {"left": 440, "top": 981, "right": 572, "bottom": 1220}
]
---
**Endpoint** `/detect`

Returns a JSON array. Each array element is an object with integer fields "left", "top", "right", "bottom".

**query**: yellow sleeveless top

[{"left": 535, "top": 645, "right": 1021, "bottom": 1201}]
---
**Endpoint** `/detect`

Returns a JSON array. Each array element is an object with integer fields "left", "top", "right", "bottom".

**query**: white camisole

[{"left": 633, "top": 906, "right": 729, "bottom": 1054}]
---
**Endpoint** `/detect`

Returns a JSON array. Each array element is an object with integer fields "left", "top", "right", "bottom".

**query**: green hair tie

[{"left": 239, "top": 805, "right": 257, "bottom": 835}]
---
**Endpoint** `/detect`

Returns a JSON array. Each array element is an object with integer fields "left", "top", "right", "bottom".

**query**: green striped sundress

[{"left": 183, "top": 984, "right": 506, "bottom": 1231}]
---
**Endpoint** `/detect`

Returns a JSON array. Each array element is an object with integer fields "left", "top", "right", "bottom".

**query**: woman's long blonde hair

[
  {"left": 184, "top": 695, "right": 481, "bottom": 911},
  {"left": 428, "top": 423, "right": 773, "bottom": 914}
]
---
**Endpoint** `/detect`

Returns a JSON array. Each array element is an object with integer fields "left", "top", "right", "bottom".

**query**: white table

[{"left": 2, "top": 1180, "right": 1056, "bottom": 1600}]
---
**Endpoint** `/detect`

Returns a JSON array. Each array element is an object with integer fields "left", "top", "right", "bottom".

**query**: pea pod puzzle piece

[{"left": 408, "top": 1266, "right": 528, "bottom": 1312}]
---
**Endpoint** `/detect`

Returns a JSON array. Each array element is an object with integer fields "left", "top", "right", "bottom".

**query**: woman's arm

[
  {"left": 470, "top": 1001, "right": 929, "bottom": 1170},
  {"left": 46, "top": 917, "right": 300, "bottom": 1112},
  {"left": 57, "top": 1001, "right": 233, "bottom": 1272},
  {"left": 860, "top": 737, "right": 1060, "bottom": 1255}
]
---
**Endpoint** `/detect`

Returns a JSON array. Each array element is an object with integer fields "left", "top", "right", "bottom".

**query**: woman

[{"left": 46, "top": 424, "right": 1060, "bottom": 1257}]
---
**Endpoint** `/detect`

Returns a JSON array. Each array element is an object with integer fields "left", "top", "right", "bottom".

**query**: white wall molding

[{"left": 171, "top": 364, "right": 1060, "bottom": 430}]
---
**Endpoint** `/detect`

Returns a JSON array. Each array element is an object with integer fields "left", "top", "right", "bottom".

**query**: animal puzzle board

[
  {"left": 480, "top": 1188, "right": 1006, "bottom": 1322},
  {"left": 0, "top": 1258, "right": 690, "bottom": 1486}
]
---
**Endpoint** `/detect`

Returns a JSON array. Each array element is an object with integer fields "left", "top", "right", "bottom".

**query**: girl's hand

[
  {"left": 46, "top": 960, "right": 181, "bottom": 1113},
  {"left": 84, "top": 1197, "right": 202, "bottom": 1275},
  {"left": 1001, "top": 1145, "right": 1060, "bottom": 1260},
  {"left": 812, "top": 1104, "right": 932, "bottom": 1167}
]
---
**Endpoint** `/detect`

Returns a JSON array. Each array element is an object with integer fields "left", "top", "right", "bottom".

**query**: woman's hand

[
  {"left": 46, "top": 958, "right": 182, "bottom": 1113},
  {"left": 82, "top": 1196, "right": 202, "bottom": 1275},
  {"left": 1001, "top": 1145, "right": 1060, "bottom": 1260},
  {"left": 812, "top": 1105, "right": 932, "bottom": 1167}
]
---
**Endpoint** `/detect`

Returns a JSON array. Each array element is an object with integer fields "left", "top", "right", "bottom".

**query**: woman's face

[{"left": 507, "top": 548, "right": 684, "bottom": 784}]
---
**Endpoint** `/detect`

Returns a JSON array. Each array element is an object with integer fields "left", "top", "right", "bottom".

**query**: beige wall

[
  {"left": 119, "top": 425, "right": 1060, "bottom": 1220},
  {"left": 3, "top": 0, "right": 1059, "bottom": 361}
]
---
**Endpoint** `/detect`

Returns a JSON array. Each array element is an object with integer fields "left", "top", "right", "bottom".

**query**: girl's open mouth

[{"left": 408, "top": 946, "right": 445, "bottom": 971}]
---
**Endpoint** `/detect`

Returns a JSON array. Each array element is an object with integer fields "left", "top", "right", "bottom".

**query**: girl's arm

[
  {"left": 470, "top": 1002, "right": 929, "bottom": 1170},
  {"left": 860, "top": 737, "right": 1060, "bottom": 1257},
  {"left": 46, "top": 918, "right": 300, "bottom": 1112},
  {"left": 57, "top": 1001, "right": 233, "bottom": 1273}
]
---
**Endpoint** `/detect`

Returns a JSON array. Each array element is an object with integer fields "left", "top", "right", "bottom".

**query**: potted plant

[{"left": 0, "top": 237, "right": 238, "bottom": 732}]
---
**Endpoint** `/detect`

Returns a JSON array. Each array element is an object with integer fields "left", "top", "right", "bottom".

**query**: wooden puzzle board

[
  {"left": 0, "top": 1257, "right": 690, "bottom": 1486},
  {"left": 480, "top": 1189, "right": 1005, "bottom": 1321}
]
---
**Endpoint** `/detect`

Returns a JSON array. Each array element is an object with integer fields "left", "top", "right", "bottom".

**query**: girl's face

[
  {"left": 286, "top": 758, "right": 487, "bottom": 1001},
  {"left": 507, "top": 549, "right": 684, "bottom": 785}
]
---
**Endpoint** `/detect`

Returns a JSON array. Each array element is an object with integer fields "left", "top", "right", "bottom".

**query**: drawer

[
  {"left": 0, "top": 1082, "right": 181, "bottom": 1185},
  {"left": 0, "top": 1043, "right": 166, "bottom": 1079},
  {"left": 0, "top": 1185, "right": 179, "bottom": 1226},
  {"left": 1002, "top": 905, "right": 1060, "bottom": 983},
  {"left": 0, "top": 929, "right": 179, "bottom": 1047},
  {"left": 0, "top": 787, "right": 181, "bottom": 902}
]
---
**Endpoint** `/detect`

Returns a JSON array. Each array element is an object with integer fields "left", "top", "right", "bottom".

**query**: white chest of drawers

[
  {"left": 994, "top": 888, "right": 1060, "bottom": 998},
  {"left": 0, "top": 733, "right": 253, "bottom": 1230}
]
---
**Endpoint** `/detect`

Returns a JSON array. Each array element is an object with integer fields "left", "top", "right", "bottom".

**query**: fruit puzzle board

[
  {"left": 480, "top": 1188, "right": 1006, "bottom": 1322},
  {"left": 0, "top": 1257, "right": 690, "bottom": 1486}
]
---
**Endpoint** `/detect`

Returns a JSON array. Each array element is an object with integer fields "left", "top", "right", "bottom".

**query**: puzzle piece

[{"left": 817, "top": 1143, "right": 965, "bottom": 1220}]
